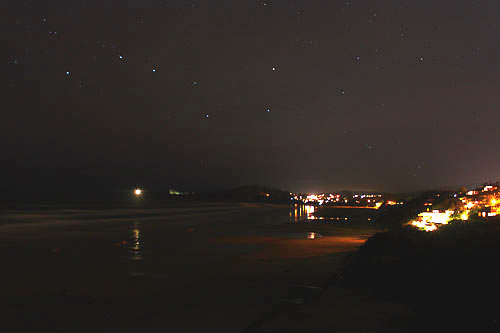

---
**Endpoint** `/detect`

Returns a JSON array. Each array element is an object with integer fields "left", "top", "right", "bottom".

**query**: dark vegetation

[
  {"left": 338, "top": 193, "right": 500, "bottom": 332},
  {"left": 193, "top": 185, "right": 290, "bottom": 203}
]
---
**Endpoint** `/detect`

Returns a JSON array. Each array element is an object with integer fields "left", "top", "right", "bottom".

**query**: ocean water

[{"left": 0, "top": 202, "right": 375, "bottom": 332}]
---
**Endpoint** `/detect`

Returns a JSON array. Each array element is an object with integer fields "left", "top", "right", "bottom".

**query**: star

[
  {"left": 272, "top": 66, "right": 276, "bottom": 71},
  {"left": 65, "top": 71, "right": 70, "bottom": 76},
  {"left": 266, "top": 108, "right": 270, "bottom": 112},
  {"left": 419, "top": 57, "right": 424, "bottom": 62},
  {"left": 193, "top": 81, "right": 198, "bottom": 85},
  {"left": 118, "top": 55, "right": 123, "bottom": 60},
  {"left": 152, "top": 68, "right": 156, "bottom": 72},
  {"left": 205, "top": 114, "right": 209, "bottom": 118}
]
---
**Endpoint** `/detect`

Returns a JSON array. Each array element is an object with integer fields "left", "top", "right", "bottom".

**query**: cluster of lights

[
  {"left": 409, "top": 184, "right": 500, "bottom": 232},
  {"left": 409, "top": 210, "right": 454, "bottom": 232},
  {"left": 410, "top": 220, "right": 438, "bottom": 232},
  {"left": 420, "top": 210, "right": 455, "bottom": 224},
  {"left": 483, "top": 185, "right": 496, "bottom": 192},
  {"left": 385, "top": 200, "right": 404, "bottom": 206},
  {"left": 291, "top": 192, "right": 390, "bottom": 208},
  {"left": 463, "top": 185, "right": 500, "bottom": 218},
  {"left": 353, "top": 194, "right": 381, "bottom": 198}
]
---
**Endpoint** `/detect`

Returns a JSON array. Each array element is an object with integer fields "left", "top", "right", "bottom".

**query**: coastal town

[
  {"left": 289, "top": 184, "right": 500, "bottom": 232},
  {"left": 290, "top": 192, "right": 402, "bottom": 208},
  {"left": 408, "top": 184, "right": 500, "bottom": 232}
]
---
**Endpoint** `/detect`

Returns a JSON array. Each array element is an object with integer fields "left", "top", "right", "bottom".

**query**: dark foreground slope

[{"left": 340, "top": 218, "right": 500, "bottom": 332}]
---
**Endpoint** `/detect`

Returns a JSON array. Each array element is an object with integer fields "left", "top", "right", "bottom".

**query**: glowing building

[{"left": 418, "top": 210, "right": 454, "bottom": 225}]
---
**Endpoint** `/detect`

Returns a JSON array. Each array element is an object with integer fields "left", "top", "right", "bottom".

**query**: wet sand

[{"left": 0, "top": 203, "right": 401, "bottom": 332}]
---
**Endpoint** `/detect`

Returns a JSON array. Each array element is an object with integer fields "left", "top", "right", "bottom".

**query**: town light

[
  {"left": 424, "top": 224, "right": 437, "bottom": 232},
  {"left": 134, "top": 189, "right": 142, "bottom": 196}
]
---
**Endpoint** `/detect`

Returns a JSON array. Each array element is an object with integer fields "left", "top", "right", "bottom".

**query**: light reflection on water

[
  {"left": 289, "top": 204, "right": 351, "bottom": 222},
  {"left": 129, "top": 221, "right": 143, "bottom": 261},
  {"left": 290, "top": 205, "right": 322, "bottom": 222}
]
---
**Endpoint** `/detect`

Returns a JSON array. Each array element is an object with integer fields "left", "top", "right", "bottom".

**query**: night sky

[{"left": 4, "top": 0, "right": 500, "bottom": 194}]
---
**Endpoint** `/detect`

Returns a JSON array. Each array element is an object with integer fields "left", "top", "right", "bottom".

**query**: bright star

[
  {"left": 118, "top": 55, "right": 123, "bottom": 60},
  {"left": 65, "top": 71, "right": 70, "bottom": 76}
]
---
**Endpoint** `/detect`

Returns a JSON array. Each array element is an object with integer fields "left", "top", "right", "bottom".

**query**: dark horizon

[{"left": 2, "top": 179, "right": 496, "bottom": 204}]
